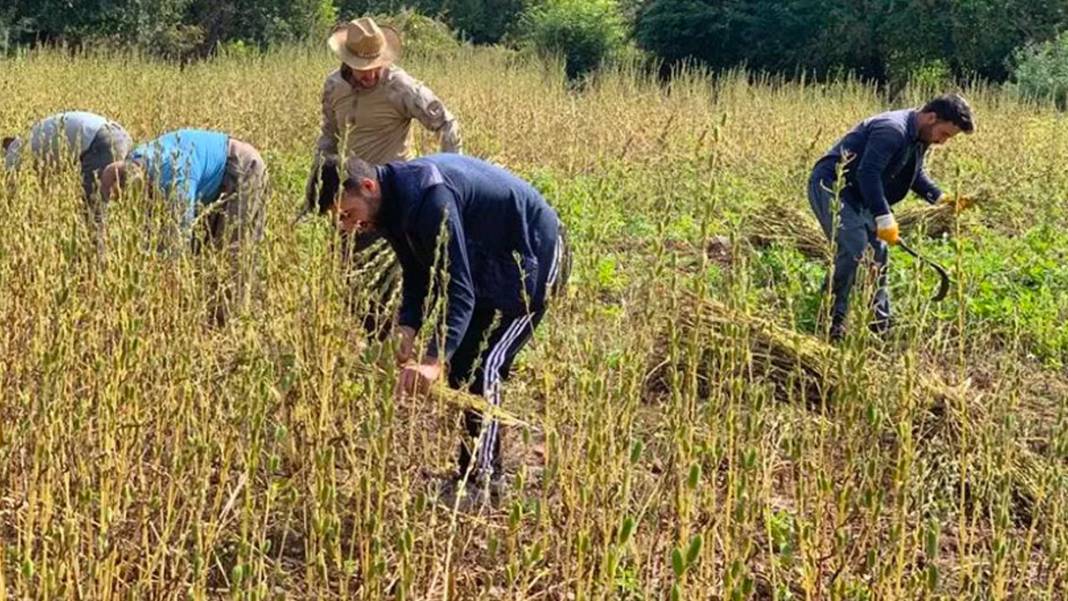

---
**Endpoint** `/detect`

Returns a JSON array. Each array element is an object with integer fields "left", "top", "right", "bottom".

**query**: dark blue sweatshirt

[
  {"left": 813, "top": 109, "right": 942, "bottom": 217},
  {"left": 376, "top": 154, "right": 561, "bottom": 360}
]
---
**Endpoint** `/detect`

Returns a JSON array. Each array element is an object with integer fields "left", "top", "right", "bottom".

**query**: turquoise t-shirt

[{"left": 130, "top": 129, "right": 230, "bottom": 231}]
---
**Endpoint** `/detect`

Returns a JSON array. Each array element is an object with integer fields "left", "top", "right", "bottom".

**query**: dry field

[{"left": 2, "top": 45, "right": 1068, "bottom": 599}]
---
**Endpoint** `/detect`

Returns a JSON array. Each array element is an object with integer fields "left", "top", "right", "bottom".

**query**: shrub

[
  {"left": 190, "top": 0, "right": 336, "bottom": 51},
  {"left": 336, "top": 0, "right": 529, "bottom": 44},
  {"left": 442, "top": 0, "right": 530, "bottom": 44},
  {"left": 517, "top": 0, "right": 626, "bottom": 79},
  {"left": 373, "top": 10, "right": 462, "bottom": 59},
  {"left": 1011, "top": 31, "right": 1068, "bottom": 108},
  {"left": 885, "top": 56, "right": 953, "bottom": 99},
  {"left": 155, "top": 24, "right": 207, "bottom": 60}
]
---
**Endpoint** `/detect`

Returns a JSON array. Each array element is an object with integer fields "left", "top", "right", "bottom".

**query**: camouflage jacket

[{"left": 313, "top": 65, "right": 461, "bottom": 167}]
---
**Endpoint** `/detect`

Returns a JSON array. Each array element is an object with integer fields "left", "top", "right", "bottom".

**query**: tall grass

[{"left": 1, "top": 45, "right": 1066, "bottom": 599}]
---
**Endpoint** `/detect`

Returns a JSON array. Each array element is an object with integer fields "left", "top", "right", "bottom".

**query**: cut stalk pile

[
  {"left": 651, "top": 292, "right": 1053, "bottom": 520},
  {"left": 652, "top": 293, "right": 841, "bottom": 406},
  {"left": 748, "top": 195, "right": 981, "bottom": 260}
]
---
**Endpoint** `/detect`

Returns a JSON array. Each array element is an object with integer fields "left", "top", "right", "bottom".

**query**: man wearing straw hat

[
  {"left": 310, "top": 16, "right": 462, "bottom": 173},
  {"left": 808, "top": 93, "right": 974, "bottom": 340},
  {"left": 306, "top": 17, "right": 463, "bottom": 336}
]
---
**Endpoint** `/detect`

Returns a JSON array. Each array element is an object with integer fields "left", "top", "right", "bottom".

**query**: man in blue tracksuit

[
  {"left": 317, "top": 153, "right": 569, "bottom": 506},
  {"left": 808, "top": 93, "right": 974, "bottom": 339}
]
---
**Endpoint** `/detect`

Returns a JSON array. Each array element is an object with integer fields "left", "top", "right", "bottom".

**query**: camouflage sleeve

[
  {"left": 308, "top": 77, "right": 341, "bottom": 212},
  {"left": 316, "top": 76, "right": 341, "bottom": 158},
  {"left": 403, "top": 81, "right": 462, "bottom": 154}
]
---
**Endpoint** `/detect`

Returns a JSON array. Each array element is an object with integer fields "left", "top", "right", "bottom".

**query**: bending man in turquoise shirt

[
  {"left": 109, "top": 129, "right": 229, "bottom": 232},
  {"left": 101, "top": 129, "right": 269, "bottom": 321}
]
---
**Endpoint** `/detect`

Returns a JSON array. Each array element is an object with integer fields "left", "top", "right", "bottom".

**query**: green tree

[
  {"left": 336, "top": 0, "right": 532, "bottom": 44},
  {"left": 5, "top": 0, "right": 116, "bottom": 43},
  {"left": 4, "top": 0, "right": 334, "bottom": 56},
  {"left": 635, "top": 0, "right": 825, "bottom": 74},
  {"left": 519, "top": 0, "right": 627, "bottom": 79},
  {"left": 634, "top": 0, "right": 1068, "bottom": 83},
  {"left": 335, "top": 0, "right": 420, "bottom": 18},
  {"left": 439, "top": 0, "right": 531, "bottom": 43},
  {"left": 189, "top": 0, "right": 335, "bottom": 49},
  {"left": 1012, "top": 30, "right": 1068, "bottom": 108},
  {"left": 943, "top": 0, "right": 1066, "bottom": 81},
  {"left": 374, "top": 10, "right": 462, "bottom": 57}
]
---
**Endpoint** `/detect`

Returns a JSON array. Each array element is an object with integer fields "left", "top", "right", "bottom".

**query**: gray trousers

[
  {"left": 808, "top": 171, "right": 891, "bottom": 327},
  {"left": 81, "top": 124, "right": 133, "bottom": 201},
  {"left": 203, "top": 140, "right": 268, "bottom": 248},
  {"left": 81, "top": 124, "right": 133, "bottom": 256}
]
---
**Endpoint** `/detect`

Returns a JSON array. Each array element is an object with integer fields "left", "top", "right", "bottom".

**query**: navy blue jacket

[
  {"left": 376, "top": 154, "right": 561, "bottom": 360},
  {"left": 812, "top": 109, "right": 942, "bottom": 217}
]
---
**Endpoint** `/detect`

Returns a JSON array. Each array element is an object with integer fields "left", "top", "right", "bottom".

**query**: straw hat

[{"left": 328, "top": 17, "right": 402, "bottom": 71}]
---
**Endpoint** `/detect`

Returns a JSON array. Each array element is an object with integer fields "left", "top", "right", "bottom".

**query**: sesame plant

[{"left": 1, "top": 44, "right": 1066, "bottom": 600}]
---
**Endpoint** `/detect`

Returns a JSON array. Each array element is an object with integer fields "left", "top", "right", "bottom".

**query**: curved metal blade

[{"left": 898, "top": 239, "right": 950, "bottom": 302}]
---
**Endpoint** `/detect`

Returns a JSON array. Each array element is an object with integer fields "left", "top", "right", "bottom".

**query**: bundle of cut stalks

[
  {"left": 898, "top": 189, "right": 986, "bottom": 237},
  {"left": 748, "top": 193, "right": 983, "bottom": 260},
  {"left": 432, "top": 384, "right": 532, "bottom": 427},
  {"left": 919, "top": 373, "right": 1049, "bottom": 521},
  {"left": 656, "top": 294, "right": 841, "bottom": 406},
  {"left": 368, "top": 363, "right": 532, "bottom": 428},
  {"left": 652, "top": 292, "right": 1048, "bottom": 520},
  {"left": 747, "top": 204, "right": 831, "bottom": 260}
]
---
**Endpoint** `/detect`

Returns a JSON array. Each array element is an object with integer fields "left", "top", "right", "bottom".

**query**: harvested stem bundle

[
  {"left": 748, "top": 197, "right": 979, "bottom": 260},
  {"left": 367, "top": 363, "right": 533, "bottom": 427},
  {"left": 660, "top": 295, "right": 841, "bottom": 406},
  {"left": 897, "top": 200, "right": 968, "bottom": 238},
  {"left": 432, "top": 384, "right": 532, "bottom": 428},
  {"left": 747, "top": 204, "right": 829, "bottom": 260},
  {"left": 654, "top": 293, "right": 1049, "bottom": 519},
  {"left": 919, "top": 373, "right": 1049, "bottom": 521}
]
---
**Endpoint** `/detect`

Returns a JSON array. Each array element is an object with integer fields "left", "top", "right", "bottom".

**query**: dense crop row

[{"left": 1, "top": 46, "right": 1066, "bottom": 599}]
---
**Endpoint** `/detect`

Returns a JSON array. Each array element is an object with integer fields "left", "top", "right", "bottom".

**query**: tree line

[{"left": 4, "top": 0, "right": 1068, "bottom": 97}]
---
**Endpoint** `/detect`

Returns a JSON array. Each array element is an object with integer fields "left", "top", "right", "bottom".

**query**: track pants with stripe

[{"left": 450, "top": 229, "right": 569, "bottom": 479}]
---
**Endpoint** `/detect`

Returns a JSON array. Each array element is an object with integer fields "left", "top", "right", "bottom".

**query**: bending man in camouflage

[{"left": 306, "top": 16, "right": 462, "bottom": 336}]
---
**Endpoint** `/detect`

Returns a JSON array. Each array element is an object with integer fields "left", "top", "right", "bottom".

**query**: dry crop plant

[{"left": 1, "top": 44, "right": 1067, "bottom": 600}]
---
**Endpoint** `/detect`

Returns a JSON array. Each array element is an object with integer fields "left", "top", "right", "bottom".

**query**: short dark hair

[
  {"left": 342, "top": 157, "right": 377, "bottom": 189},
  {"left": 921, "top": 93, "right": 975, "bottom": 133},
  {"left": 311, "top": 156, "right": 380, "bottom": 214},
  {"left": 1, "top": 137, "right": 15, "bottom": 151},
  {"left": 120, "top": 160, "right": 144, "bottom": 186}
]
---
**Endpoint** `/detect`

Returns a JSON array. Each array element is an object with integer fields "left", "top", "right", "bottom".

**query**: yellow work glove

[
  {"left": 875, "top": 214, "right": 900, "bottom": 245},
  {"left": 938, "top": 193, "right": 975, "bottom": 211}
]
